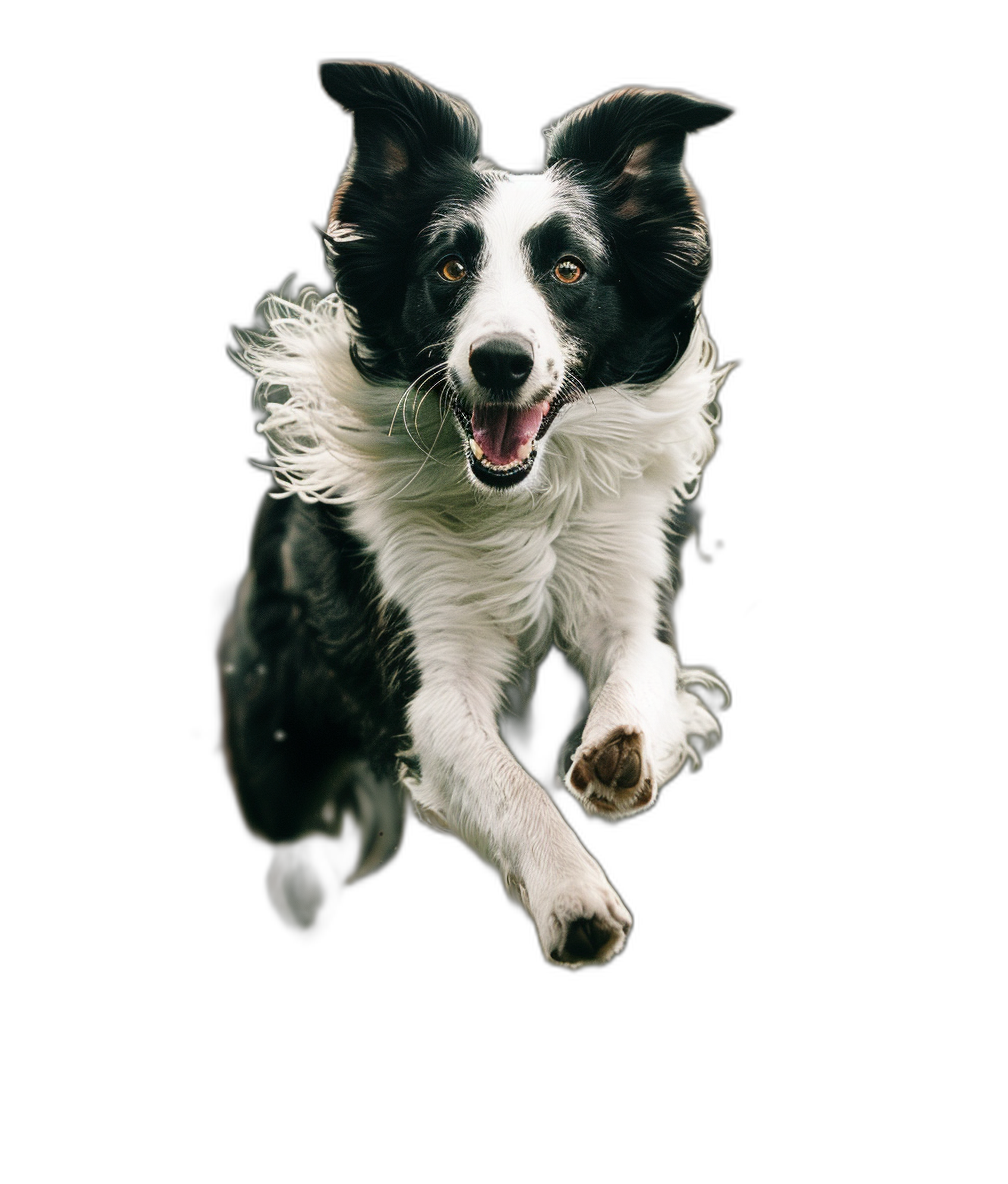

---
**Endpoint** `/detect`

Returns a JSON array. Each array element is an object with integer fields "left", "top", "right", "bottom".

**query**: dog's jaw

[{"left": 447, "top": 384, "right": 583, "bottom": 488}]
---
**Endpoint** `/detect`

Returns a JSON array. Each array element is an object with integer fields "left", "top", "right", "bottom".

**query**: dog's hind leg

[{"left": 219, "top": 495, "right": 411, "bottom": 921}]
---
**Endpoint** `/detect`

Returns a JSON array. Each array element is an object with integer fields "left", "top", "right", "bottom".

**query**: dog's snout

[{"left": 469, "top": 334, "right": 534, "bottom": 392}]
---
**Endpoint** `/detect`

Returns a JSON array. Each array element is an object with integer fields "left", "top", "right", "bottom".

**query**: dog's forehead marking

[
  {"left": 476, "top": 171, "right": 606, "bottom": 272},
  {"left": 477, "top": 172, "right": 568, "bottom": 261}
]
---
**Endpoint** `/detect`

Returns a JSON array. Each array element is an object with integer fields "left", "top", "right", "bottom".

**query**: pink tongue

[{"left": 471, "top": 400, "right": 548, "bottom": 466}]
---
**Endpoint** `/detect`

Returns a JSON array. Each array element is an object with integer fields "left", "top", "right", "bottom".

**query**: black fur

[
  {"left": 320, "top": 63, "right": 729, "bottom": 393},
  {"left": 547, "top": 87, "right": 731, "bottom": 384},
  {"left": 219, "top": 493, "right": 418, "bottom": 876},
  {"left": 320, "top": 62, "right": 485, "bottom": 381},
  {"left": 221, "top": 63, "right": 729, "bottom": 882}
]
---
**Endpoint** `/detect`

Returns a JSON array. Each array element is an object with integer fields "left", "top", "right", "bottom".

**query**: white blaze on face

[{"left": 448, "top": 173, "right": 568, "bottom": 405}]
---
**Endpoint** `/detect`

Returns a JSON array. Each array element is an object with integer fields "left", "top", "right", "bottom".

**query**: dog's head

[{"left": 320, "top": 62, "right": 730, "bottom": 490}]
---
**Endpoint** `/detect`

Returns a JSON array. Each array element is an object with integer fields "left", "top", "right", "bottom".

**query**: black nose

[{"left": 469, "top": 334, "right": 534, "bottom": 392}]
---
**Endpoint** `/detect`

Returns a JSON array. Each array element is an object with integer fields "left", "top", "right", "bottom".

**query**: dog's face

[
  {"left": 321, "top": 63, "right": 730, "bottom": 490},
  {"left": 414, "top": 171, "right": 606, "bottom": 488}
]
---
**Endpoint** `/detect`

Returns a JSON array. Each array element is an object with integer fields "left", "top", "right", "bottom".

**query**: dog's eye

[
  {"left": 553, "top": 257, "right": 585, "bottom": 284},
  {"left": 438, "top": 256, "right": 467, "bottom": 282}
]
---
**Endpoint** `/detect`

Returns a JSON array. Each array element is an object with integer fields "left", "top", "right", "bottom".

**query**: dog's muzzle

[{"left": 450, "top": 331, "right": 568, "bottom": 487}]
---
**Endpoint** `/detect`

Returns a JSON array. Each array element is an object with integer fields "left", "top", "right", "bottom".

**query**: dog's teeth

[{"left": 468, "top": 439, "right": 537, "bottom": 474}]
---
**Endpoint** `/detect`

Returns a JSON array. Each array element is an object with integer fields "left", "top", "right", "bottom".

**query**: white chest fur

[
  {"left": 240, "top": 288, "right": 728, "bottom": 679},
  {"left": 238, "top": 286, "right": 729, "bottom": 964}
]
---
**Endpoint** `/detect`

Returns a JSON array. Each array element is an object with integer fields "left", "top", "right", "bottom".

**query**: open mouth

[{"left": 450, "top": 390, "right": 575, "bottom": 488}]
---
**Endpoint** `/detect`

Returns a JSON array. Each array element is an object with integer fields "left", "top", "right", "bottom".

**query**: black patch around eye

[
  {"left": 416, "top": 219, "right": 485, "bottom": 277},
  {"left": 522, "top": 212, "right": 603, "bottom": 278},
  {"left": 330, "top": 161, "right": 488, "bottom": 380}
]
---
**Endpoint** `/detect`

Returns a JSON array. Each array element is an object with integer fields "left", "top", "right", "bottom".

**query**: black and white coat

[{"left": 222, "top": 63, "right": 731, "bottom": 966}]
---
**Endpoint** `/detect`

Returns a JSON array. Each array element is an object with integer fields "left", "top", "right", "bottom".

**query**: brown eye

[
  {"left": 553, "top": 257, "right": 585, "bottom": 284},
  {"left": 438, "top": 256, "right": 467, "bottom": 282}
]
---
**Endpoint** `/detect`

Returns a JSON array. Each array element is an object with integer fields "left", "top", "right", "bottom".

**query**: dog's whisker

[
  {"left": 401, "top": 367, "right": 449, "bottom": 446},
  {"left": 389, "top": 387, "right": 415, "bottom": 437},
  {"left": 390, "top": 363, "right": 449, "bottom": 442},
  {"left": 385, "top": 364, "right": 456, "bottom": 478},
  {"left": 409, "top": 367, "right": 445, "bottom": 419},
  {"left": 393, "top": 371, "right": 440, "bottom": 445},
  {"left": 411, "top": 368, "right": 450, "bottom": 441},
  {"left": 391, "top": 378, "right": 459, "bottom": 496}
]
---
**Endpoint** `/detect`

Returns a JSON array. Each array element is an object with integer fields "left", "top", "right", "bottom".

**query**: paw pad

[
  {"left": 550, "top": 916, "right": 621, "bottom": 964},
  {"left": 569, "top": 728, "right": 652, "bottom": 814}
]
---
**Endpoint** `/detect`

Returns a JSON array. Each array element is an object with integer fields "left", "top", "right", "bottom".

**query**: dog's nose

[{"left": 469, "top": 334, "right": 534, "bottom": 392}]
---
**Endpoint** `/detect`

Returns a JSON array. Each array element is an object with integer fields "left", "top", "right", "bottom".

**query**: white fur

[
  {"left": 237, "top": 282, "right": 729, "bottom": 963},
  {"left": 445, "top": 173, "right": 582, "bottom": 404}
]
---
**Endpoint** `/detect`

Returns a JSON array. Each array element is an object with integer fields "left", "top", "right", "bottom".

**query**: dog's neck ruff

[{"left": 235, "top": 287, "right": 730, "bottom": 519}]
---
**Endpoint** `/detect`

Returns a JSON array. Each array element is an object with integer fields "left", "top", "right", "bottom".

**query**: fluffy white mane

[{"left": 233, "top": 286, "right": 730, "bottom": 521}]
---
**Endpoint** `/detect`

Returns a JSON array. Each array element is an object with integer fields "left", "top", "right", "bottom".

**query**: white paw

[
  {"left": 652, "top": 672, "right": 727, "bottom": 784},
  {"left": 266, "top": 838, "right": 345, "bottom": 929},
  {"left": 533, "top": 872, "right": 633, "bottom": 967}
]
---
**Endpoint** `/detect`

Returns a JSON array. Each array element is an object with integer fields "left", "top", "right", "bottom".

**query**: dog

[{"left": 220, "top": 61, "right": 732, "bottom": 965}]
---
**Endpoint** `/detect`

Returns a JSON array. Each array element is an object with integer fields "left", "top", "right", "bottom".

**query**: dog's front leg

[
  {"left": 564, "top": 627, "right": 726, "bottom": 818},
  {"left": 404, "top": 670, "right": 632, "bottom": 965}
]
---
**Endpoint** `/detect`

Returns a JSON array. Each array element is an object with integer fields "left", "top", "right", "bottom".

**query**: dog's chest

[{"left": 354, "top": 475, "right": 671, "bottom": 656}]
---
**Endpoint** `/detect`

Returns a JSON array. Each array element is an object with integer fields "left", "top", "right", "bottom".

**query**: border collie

[{"left": 221, "top": 62, "right": 732, "bottom": 966}]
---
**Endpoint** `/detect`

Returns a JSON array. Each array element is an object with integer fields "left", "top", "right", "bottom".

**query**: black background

[{"left": 155, "top": 30, "right": 852, "bottom": 1046}]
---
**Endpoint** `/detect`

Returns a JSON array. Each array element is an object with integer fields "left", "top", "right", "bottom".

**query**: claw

[
  {"left": 684, "top": 741, "right": 702, "bottom": 771},
  {"left": 679, "top": 666, "right": 731, "bottom": 708}
]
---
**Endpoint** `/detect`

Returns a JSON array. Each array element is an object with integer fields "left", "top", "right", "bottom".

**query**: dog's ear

[
  {"left": 320, "top": 61, "right": 480, "bottom": 228},
  {"left": 546, "top": 88, "right": 730, "bottom": 354},
  {"left": 545, "top": 88, "right": 730, "bottom": 219}
]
